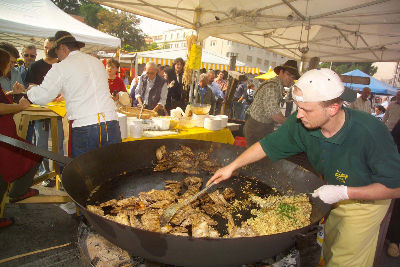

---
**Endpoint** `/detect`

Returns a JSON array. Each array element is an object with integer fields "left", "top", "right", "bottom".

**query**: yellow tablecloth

[
  {"left": 29, "top": 101, "right": 67, "bottom": 117},
  {"left": 46, "top": 101, "right": 67, "bottom": 117},
  {"left": 123, "top": 127, "right": 235, "bottom": 144}
]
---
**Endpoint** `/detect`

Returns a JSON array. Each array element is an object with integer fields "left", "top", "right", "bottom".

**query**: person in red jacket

[
  {"left": 0, "top": 48, "right": 41, "bottom": 228},
  {"left": 106, "top": 58, "right": 126, "bottom": 101}
]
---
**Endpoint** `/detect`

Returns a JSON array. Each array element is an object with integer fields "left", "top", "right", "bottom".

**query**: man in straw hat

[
  {"left": 244, "top": 60, "right": 299, "bottom": 147},
  {"left": 27, "top": 31, "right": 121, "bottom": 158},
  {"left": 208, "top": 68, "right": 400, "bottom": 266}
]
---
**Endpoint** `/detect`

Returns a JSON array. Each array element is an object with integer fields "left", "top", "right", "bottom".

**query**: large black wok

[{"left": 0, "top": 135, "right": 330, "bottom": 267}]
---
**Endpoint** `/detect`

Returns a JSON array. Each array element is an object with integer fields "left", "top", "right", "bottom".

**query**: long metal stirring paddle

[
  {"left": 160, "top": 181, "right": 215, "bottom": 226},
  {"left": 138, "top": 104, "right": 145, "bottom": 119}
]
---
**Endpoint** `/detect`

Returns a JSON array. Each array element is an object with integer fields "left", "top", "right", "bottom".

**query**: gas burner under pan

[{"left": 77, "top": 222, "right": 300, "bottom": 267}]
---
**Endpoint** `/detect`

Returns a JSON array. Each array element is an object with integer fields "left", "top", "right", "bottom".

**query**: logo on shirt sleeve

[{"left": 335, "top": 170, "right": 349, "bottom": 183}]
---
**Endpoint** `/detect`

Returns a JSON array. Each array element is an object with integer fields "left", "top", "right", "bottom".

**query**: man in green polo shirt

[{"left": 207, "top": 68, "right": 400, "bottom": 267}]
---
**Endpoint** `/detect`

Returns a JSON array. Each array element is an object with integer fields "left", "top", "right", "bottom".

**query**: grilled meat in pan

[
  {"left": 154, "top": 145, "right": 220, "bottom": 174},
  {"left": 87, "top": 146, "right": 311, "bottom": 238}
]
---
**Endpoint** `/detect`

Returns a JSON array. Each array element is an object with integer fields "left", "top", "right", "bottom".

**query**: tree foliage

[
  {"left": 51, "top": 0, "right": 91, "bottom": 15},
  {"left": 319, "top": 62, "right": 378, "bottom": 76},
  {"left": 97, "top": 9, "right": 146, "bottom": 50},
  {"left": 51, "top": 1, "right": 147, "bottom": 51},
  {"left": 79, "top": 3, "right": 105, "bottom": 28},
  {"left": 145, "top": 42, "right": 159, "bottom": 51}
]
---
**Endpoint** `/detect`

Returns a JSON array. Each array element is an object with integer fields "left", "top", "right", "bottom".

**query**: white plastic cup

[
  {"left": 204, "top": 118, "right": 221, "bottom": 131},
  {"left": 213, "top": 118, "right": 222, "bottom": 130},
  {"left": 216, "top": 115, "right": 228, "bottom": 128},
  {"left": 129, "top": 121, "right": 143, "bottom": 138}
]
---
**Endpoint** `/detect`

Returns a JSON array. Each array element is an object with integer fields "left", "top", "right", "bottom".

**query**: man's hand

[
  {"left": 137, "top": 97, "right": 143, "bottom": 108},
  {"left": 153, "top": 104, "right": 163, "bottom": 112},
  {"left": 312, "top": 185, "right": 349, "bottom": 204},
  {"left": 206, "top": 165, "right": 235, "bottom": 186},
  {"left": 18, "top": 97, "right": 31, "bottom": 109},
  {"left": 168, "top": 81, "right": 175, "bottom": 88},
  {"left": 54, "top": 94, "right": 65, "bottom": 102},
  {"left": 26, "top": 84, "right": 37, "bottom": 91},
  {"left": 12, "top": 81, "right": 25, "bottom": 94},
  {"left": 111, "top": 93, "right": 119, "bottom": 102}
]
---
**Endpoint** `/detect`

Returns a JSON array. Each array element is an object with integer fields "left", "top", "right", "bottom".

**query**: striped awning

[
  {"left": 138, "top": 57, "right": 173, "bottom": 66},
  {"left": 138, "top": 57, "right": 259, "bottom": 74},
  {"left": 235, "top": 66, "right": 260, "bottom": 75}
]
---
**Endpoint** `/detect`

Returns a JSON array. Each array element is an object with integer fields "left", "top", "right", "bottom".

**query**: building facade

[
  {"left": 150, "top": 28, "right": 289, "bottom": 71},
  {"left": 373, "top": 62, "right": 400, "bottom": 88}
]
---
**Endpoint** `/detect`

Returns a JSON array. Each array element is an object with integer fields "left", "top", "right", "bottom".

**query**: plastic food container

[
  {"left": 152, "top": 117, "right": 170, "bottom": 130},
  {"left": 192, "top": 114, "right": 209, "bottom": 127},
  {"left": 178, "top": 118, "right": 196, "bottom": 129},
  {"left": 191, "top": 103, "right": 211, "bottom": 115}
]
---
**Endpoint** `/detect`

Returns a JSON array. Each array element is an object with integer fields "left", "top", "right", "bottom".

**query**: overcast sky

[{"left": 138, "top": 15, "right": 181, "bottom": 36}]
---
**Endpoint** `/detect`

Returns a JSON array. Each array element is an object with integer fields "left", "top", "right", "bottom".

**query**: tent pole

[{"left": 134, "top": 56, "right": 139, "bottom": 78}]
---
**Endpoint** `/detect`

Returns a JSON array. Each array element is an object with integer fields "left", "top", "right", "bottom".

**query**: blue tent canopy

[{"left": 342, "top": 69, "right": 398, "bottom": 95}]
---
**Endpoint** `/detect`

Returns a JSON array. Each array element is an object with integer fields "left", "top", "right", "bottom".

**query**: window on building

[
  {"left": 227, "top": 40, "right": 233, "bottom": 45},
  {"left": 257, "top": 58, "right": 262, "bottom": 64},
  {"left": 183, "top": 43, "right": 187, "bottom": 48},
  {"left": 177, "top": 33, "right": 180, "bottom": 39},
  {"left": 264, "top": 60, "right": 270, "bottom": 67},
  {"left": 248, "top": 45, "right": 254, "bottom": 50},
  {"left": 210, "top": 40, "right": 217, "bottom": 47},
  {"left": 175, "top": 43, "right": 179, "bottom": 48},
  {"left": 247, "top": 56, "right": 253, "bottom": 62}
]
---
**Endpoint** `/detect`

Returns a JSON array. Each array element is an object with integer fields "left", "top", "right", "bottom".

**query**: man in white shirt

[
  {"left": 135, "top": 62, "right": 167, "bottom": 114},
  {"left": 27, "top": 31, "right": 121, "bottom": 158},
  {"left": 349, "top": 87, "right": 371, "bottom": 113}
]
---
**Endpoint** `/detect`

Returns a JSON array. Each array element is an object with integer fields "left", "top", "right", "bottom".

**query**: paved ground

[
  {"left": 1, "top": 184, "right": 399, "bottom": 267},
  {"left": 0, "top": 202, "right": 82, "bottom": 267}
]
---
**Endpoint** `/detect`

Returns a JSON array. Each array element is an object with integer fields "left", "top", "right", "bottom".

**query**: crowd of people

[
  {"left": 127, "top": 59, "right": 230, "bottom": 116},
  {"left": 1, "top": 29, "right": 400, "bottom": 267}
]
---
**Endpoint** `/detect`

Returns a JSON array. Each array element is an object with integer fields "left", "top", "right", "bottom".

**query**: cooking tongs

[{"left": 160, "top": 181, "right": 215, "bottom": 226}]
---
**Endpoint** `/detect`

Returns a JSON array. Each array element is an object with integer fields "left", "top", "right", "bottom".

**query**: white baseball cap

[{"left": 293, "top": 68, "right": 356, "bottom": 102}]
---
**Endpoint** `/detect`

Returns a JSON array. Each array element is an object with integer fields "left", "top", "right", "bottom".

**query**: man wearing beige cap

[
  {"left": 244, "top": 60, "right": 299, "bottom": 147},
  {"left": 208, "top": 68, "right": 400, "bottom": 266},
  {"left": 27, "top": 31, "right": 121, "bottom": 158}
]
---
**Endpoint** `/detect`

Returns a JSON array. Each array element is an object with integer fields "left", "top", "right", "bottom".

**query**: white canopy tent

[
  {"left": 93, "top": 0, "right": 400, "bottom": 62},
  {"left": 0, "top": 0, "right": 120, "bottom": 53}
]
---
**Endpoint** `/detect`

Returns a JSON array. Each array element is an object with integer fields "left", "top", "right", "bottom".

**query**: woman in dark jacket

[
  {"left": 171, "top": 58, "right": 186, "bottom": 109},
  {"left": 0, "top": 48, "right": 41, "bottom": 228},
  {"left": 165, "top": 64, "right": 185, "bottom": 112}
]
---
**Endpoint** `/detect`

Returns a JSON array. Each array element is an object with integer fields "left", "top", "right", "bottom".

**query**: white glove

[{"left": 312, "top": 185, "right": 349, "bottom": 204}]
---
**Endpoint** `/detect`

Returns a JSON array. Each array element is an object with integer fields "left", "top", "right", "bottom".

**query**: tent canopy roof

[
  {"left": 343, "top": 69, "right": 398, "bottom": 95},
  {"left": 0, "top": 0, "right": 120, "bottom": 53},
  {"left": 93, "top": 0, "right": 400, "bottom": 62}
]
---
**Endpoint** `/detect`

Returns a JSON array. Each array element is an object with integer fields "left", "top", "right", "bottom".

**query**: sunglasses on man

[{"left": 24, "top": 54, "right": 36, "bottom": 58}]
